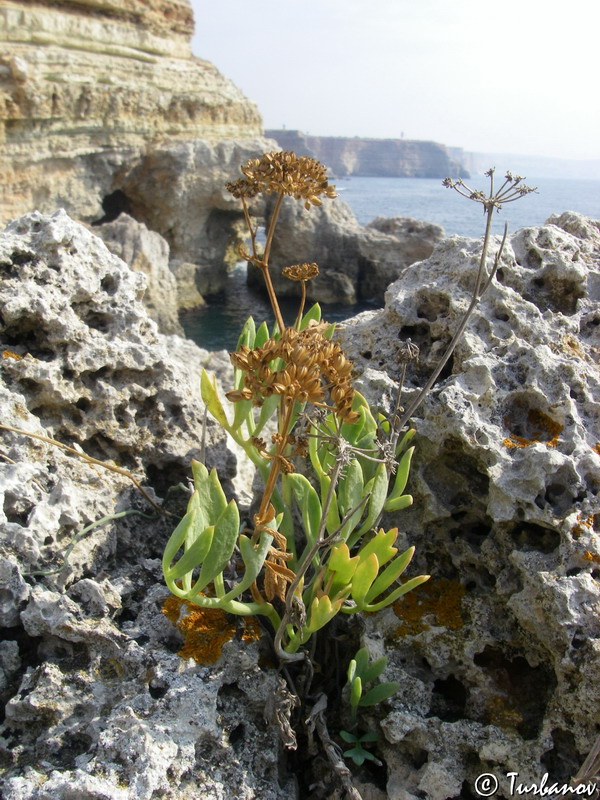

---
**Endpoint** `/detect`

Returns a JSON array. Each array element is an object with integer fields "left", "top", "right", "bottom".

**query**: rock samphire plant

[
  {"left": 162, "top": 151, "right": 429, "bottom": 662},
  {"left": 161, "top": 153, "right": 534, "bottom": 793}
]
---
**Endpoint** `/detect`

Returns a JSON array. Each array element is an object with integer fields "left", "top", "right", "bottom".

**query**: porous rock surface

[
  {"left": 337, "top": 210, "right": 600, "bottom": 798},
  {"left": 1, "top": 209, "right": 599, "bottom": 800},
  {"left": 94, "top": 213, "right": 183, "bottom": 335},
  {"left": 0, "top": 210, "right": 289, "bottom": 799}
]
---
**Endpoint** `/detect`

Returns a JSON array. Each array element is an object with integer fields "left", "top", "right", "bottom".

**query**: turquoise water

[{"left": 182, "top": 176, "right": 600, "bottom": 351}]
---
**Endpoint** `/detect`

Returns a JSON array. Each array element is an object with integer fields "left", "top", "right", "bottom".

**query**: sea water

[
  {"left": 182, "top": 176, "right": 600, "bottom": 350},
  {"left": 338, "top": 175, "right": 600, "bottom": 237}
]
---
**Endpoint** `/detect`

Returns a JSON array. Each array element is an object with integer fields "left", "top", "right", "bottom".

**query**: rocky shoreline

[
  {"left": 1, "top": 208, "right": 599, "bottom": 799},
  {"left": 2, "top": 1, "right": 600, "bottom": 798}
]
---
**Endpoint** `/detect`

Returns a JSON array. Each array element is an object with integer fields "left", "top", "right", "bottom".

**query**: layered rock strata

[
  {"left": 0, "top": 0, "right": 274, "bottom": 306},
  {"left": 266, "top": 129, "right": 469, "bottom": 178}
]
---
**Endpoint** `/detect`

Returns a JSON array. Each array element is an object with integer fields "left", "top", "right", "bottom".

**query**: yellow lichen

[
  {"left": 393, "top": 578, "right": 465, "bottom": 637},
  {"left": 582, "top": 550, "right": 600, "bottom": 565},
  {"left": 162, "top": 595, "right": 261, "bottom": 665},
  {"left": 571, "top": 512, "right": 595, "bottom": 539},
  {"left": 503, "top": 409, "right": 563, "bottom": 449}
]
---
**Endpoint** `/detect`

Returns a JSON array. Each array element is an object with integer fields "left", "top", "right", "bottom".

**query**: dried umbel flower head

[
  {"left": 443, "top": 169, "right": 536, "bottom": 212},
  {"left": 227, "top": 151, "right": 337, "bottom": 209},
  {"left": 226, "top": 325, "right": 359, "bottom": 424},
  {"left": 282, "top": 262, "right": 319, "bottom": 282}
]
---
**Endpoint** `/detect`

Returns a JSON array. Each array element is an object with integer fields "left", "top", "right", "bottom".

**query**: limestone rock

[
  {"left": 0, "top": 0, "right": 262, "bottom": 222},
  {"left": 0, "top": 210, "right": 294, "bottom": 799},
  {"left": 337, "top": 211, "right": 600, "bottom": 795},
  {"left": 94, "top": 213, "right": 183, "bottom": 335},
  {"left": 248, "top": 196, "right": 444, "bottom": 304}
]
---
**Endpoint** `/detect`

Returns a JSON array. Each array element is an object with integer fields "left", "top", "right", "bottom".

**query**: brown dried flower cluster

[
  {"left": 226, "top": 325, "right": 359, "bottom": 424},
  {"left": 282, "top": 262, "right": 319, "bottom": 282},
  {"left": 226, "top": 151, "right": 337, "bottom": 209}
]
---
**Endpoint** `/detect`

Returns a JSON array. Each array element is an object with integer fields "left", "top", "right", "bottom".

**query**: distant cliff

[{"left": 265, "top": 130, "right": 469, "bottom": 178}]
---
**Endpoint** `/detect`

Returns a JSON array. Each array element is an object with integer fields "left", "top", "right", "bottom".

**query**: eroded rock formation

[
  {"left": 1, "top": 208, "right": 599, "bottom": 799},
  {"left": 0, "top": 0, "right": 275, "bottom": 307}
]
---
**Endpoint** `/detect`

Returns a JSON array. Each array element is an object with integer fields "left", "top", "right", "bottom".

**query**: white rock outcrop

[
  {"left": 1, "top": 209, "right": 599, "bottom": 799},
  {"left": 337, "top": 210, "right": 600, "bottom": 797}
]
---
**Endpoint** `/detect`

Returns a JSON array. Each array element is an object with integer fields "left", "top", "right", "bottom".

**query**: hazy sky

[{"left": 189, "top": 0, "right": 598, "bottom": 161}]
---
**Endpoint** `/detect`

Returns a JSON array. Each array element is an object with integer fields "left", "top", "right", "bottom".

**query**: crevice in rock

[
  {"left": 92, "top": 190, "right": 133, "bottom": 226},
  {"left": 508, "top": 521, "right": 561, "bottom": 554},
  {"left": 428, "top": 674, "right": 467, "bottom": 722},
  {"left": 472, "top": 646, "right": 556, "bottom": 739},
  {"left": 540, "top": 728, "right": 581, "bottom": 785}
]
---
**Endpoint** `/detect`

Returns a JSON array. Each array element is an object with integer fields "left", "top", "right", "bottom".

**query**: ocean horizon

[{"left": 337, "top": 175, "right": 600, "bottom": 238}]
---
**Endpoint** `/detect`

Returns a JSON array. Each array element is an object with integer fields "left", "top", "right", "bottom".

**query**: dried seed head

[
  {"left": 228, "top": 151, "right": 337, "bottom": 208},
  {"left": 227, "top": 324, "right": 359, "bottom": 423},
  {"left": 282, "top": 262, "right": 319, "bottom": 281}
]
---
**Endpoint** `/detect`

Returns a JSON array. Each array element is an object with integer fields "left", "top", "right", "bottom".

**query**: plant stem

[{"left": 394, "top": 208, "right": 501, "bottom": 432}]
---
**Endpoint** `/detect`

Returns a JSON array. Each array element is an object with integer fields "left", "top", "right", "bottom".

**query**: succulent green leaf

[
  {"left": 356, "top": 528, "right": 398, "bottom": 569},
  {"left": 366, "top": 574, "right": 430, "bottom": 612},
  {"left": 350, "top": 675, "right": 362, "bottom": 710},
  {"left": 352, "top": 463, "right": 389, "bottom": 542},
  {"left": 253, "top": 393, "right": 280, "bottom": 437},
  {"left": 232, "top": 398, "right": 253, "bottom": 430},
  {"left": 365, "top": 545, "right": 414, "bottom": 603},
  {"left": 360, "top": 657, "right": 388, "bottom": 684},
  {"left": 339, "top": 730, "right": 358, "bottom": 744},
  {"left": 221, "top": 531, "right": 273, "bottom": 601},
  {"left": 343, "top": 747, "right": 367, "bottom": 766},
  {"left": 191, "top": 461, "right": 228, "bottom": 531},
  {"left": 359, "top": 681, "right": 401, "bottom": 706},
  {"left": 162, "top": 508, "right": 195, "bottom": 573},
  {"left": 338, "top": 459, "right": 365, "bottom": 540},
  {"left": 299, "top": 302, "right": 321, "bottom": 330},
  {"left": 351, "top": 552, "right": 379, "bottom": 606},
  {"left": 287, "top": 473, "right": 322, "bottom": 549},
  {"left": 200, "top": 370, "right": 229, "bottom": 428},
  {"left": 163, "top": 523, "right": 214, "bottom": 581},
  {"left": 383, "top": 493, "right": 413, "bottom": 513},
  {"left": 353, "top": 647, "right": 370, "bottom": 677},
  {"left": 347, "top": 658, "right": 357, "bottom": 685},
  {"left": 254, "top": 320, "right": 270, "bottom": 348},
  {"left": 386, "top": 446, "right": 414, "bottom": 504},
  {"left": 326, "top": 543, "right": 359, "bottom": 597},
  {"left": 236, "top": 316, "right": 256, "bottom": 350},
  {"left": 319, "top": 474, "right": 341, "bottom": 534},
  {"left": 358, "top": 731, "right": 380, "bottom": 743},
  {"left": 193, "top": 500, "right": 240, "bottom": 592},
  {"left": 396, "top": 427, "right": 416, "bottom": 455},
  {"left": 307, "top": 595, "right": 342, "bottom": 633}
]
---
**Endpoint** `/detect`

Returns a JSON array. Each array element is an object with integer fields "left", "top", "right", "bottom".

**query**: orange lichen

[
  {"left": 571, "top": 512, "right": 595, "bottom": 539},
  {"left": 503, "top": 409, "right": 563, "bottom": 449},
  {"left": 2, "top": 349, "right": 23, "bottom": 360},
  {"left": 594, "top": 443, "right": 600, "bottom": 457},
  {"left": 393, "top": 578, "right": 465, "bottom": 637},
  {"left": 162, "top": 595, "right": 261, "bottom": 665},
  {"left": 582, "top": 550, "right": 600, "bottom": 565}
]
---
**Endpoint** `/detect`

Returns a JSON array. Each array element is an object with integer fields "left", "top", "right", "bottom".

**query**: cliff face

[
  {"left": 265, "top": 129, "right": 468, "bottom": 178},
  {"left": 0, "top": 0, "right": 263, "bottom": 223}
]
